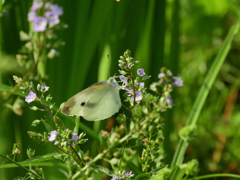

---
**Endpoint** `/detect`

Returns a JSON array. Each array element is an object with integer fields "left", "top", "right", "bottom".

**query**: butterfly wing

[
  {"left": 82, "top": 84, "right": 121, "bottom": 121},
  {"left": 61, "top": 77, "right": 121, "bottom": 120},
  {"left": 61, "top": 80, "right": 110, "bottom": 116}
]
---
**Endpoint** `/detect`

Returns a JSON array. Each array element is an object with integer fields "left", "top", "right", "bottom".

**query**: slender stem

[
  {"left": 71, "top": 132, "right": 133, "bottom": 180},
  {"left": 37, "top": 98, "right": 54, "bottom": 119},
  {"left": 70, "top": 145, "right": 82, "bottom": 167},
  {"left": 52, "top": 143, "right": 71, "bottom": 156},
  {"left": 0, "top": 153, "right": 45, "bottom": 180}
]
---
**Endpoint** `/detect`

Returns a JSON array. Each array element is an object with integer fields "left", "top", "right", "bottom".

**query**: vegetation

[{"left": 0, "top": 0, "right": 240, "bottom": 179}]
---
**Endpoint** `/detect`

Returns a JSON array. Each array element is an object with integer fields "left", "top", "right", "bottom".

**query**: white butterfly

[{"left": 61, "top": 77, "right": 121, "bottom": 121}]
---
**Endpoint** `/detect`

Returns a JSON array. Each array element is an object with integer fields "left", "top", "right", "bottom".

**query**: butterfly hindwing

[{"left": 82, "top": 84, "right": 121, "bottom": 120}]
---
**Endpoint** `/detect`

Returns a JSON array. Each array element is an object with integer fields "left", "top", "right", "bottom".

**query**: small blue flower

[
  {"left": 33, "top": 16, "right": 47, "bottom": 32},
  {"left": 124, "top": 171, "right": 134, "bottom": 178},
  {"left": 45, "top": 11, "right": 60, "bottom": 25},
  {"left": 158, "top": 73, "right": 165, "bottom": 79},
  {"left": 126, "top": 87, "right": 133, "bottom": 96},
  {"left": 166, "top": 95, "right": 173, "bottom": 106},
  {"left": 120, "top": 75, "right": 127, "bottom": 86},
  {"left": 136, "top": 82, "right": 144, "bottom": 88},
  {"left": 28, "top": 11, "right": 36, "bottom": 21},
  {"left": 111, "top": 170, "right": 134, "bottom": 179},
  {"left": 41, "top": 85, "right": 49, "bottom": 92},
  {"left": 172, "top": 77, "right": 183, "bottom": 87},
  {"left": 120, "top": 75, "right": 128, "bottom": 90},
  {"left": 132, "top": 91, "right": 142, "bottom": 103},
  {"left": 31, "top": 1, "right": 43, "bottom": 11},
  {"left": 25, "top": 91, "right": 36, "bottom": 103},
  {"left": 137, "top": 68, "right": 145, "bottom": 76},
  {"left": 54, "top": 141, "right": 59, "bottom": 146},
  {"left": 111, "top": 175, "right": 119, "bottom": 180},
  {"left": 49, "top": 130, "right": 58, "bottom": 142},
  {"left": 72, "top": 133, "right": 79, "bottom": 142},
  {"left": 49, "top": 4, "right": 63, "bottom": 15}
]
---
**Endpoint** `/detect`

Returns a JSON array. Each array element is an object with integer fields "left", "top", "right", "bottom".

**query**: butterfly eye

[{"left": 81, "top": 102, "right": 86, "bottom": 106}]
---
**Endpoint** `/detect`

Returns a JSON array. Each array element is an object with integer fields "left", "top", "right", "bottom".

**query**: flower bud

[
  {"left": 30, "top": 106, "right": 38, "bottom": 110},
  {"left": 32, "top": 119, "right": 41, "bottom": 126},
  {"left": 20, "top": 31, "right": 31, "bottom": 41},
  {"left": 27, "top": 148, "right": 35, "bottom": 159}
]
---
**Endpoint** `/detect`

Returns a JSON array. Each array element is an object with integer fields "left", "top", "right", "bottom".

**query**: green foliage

[{"left": 1, "top": 0, "right": 240, "bottom": 179}]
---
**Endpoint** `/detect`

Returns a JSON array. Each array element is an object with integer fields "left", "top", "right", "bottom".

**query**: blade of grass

[
  {"left": 170, "top": 22, "right": 240, "bottom": 168},
  {"left": 187, "top": 173, "right": 240, "bottom": 180}
]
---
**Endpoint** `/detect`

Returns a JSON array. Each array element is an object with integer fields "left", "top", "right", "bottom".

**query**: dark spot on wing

[
  {"left": 81, "top": 101, "right": 96, "bottom": 108},
  {"left": 62, "top": 106, "right": 70, "bottom": 115},
  {"left": 85, "top": 102, "right": 97, "bottom": 108}
]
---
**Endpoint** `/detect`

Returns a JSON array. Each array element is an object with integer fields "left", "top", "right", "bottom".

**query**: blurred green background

[{"left": 1, "top": 0, "right": 240, "bottom": 179}]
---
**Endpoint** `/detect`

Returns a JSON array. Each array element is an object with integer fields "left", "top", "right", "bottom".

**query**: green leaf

[
  {"left": 92, "top": 165, "right": 115, "bottom": 177},
  {"left": 134, "top": 173, "right": 151, "bottom": 180},
  {"left": 170, "top": 21, "right": 240, "bottom": 168},
  {"left": 42, "top": 120, "right": 54, "bottom": 132},
  {"left": 0, "top": 152, "right": 65, "bottom": 168}
]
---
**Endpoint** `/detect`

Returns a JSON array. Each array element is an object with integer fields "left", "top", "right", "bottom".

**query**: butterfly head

[{"left": 108, "top": 77, "right": 119, "bottom": 87}]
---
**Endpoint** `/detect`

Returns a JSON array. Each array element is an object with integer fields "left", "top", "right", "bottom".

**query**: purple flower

[
  {"left": 28, "top": 11, "right": 36, "bottom": 21},
  {"left": 45, "top": 11, "right": 60, "bottom": 25},
  {"left": 111, "top": 171, "right": 134, "bottom": 180},
  {"left": 137, "top": 68, "right": 145, "bottom": 76},
  {"left": 136, "top": 82, "right": 144, "bottom": 88},
  {"left": 132, "top": 91, "right": 142, "bottom": 103},
  {"left": 33, "top": 17, "right": 47, "bottom": 32},
  {"left": 31, "top": 1, "right": 43, "bottom": 11},
  {"left": 72, "top": 133, "right": 79, "bottom": 142},
  {"left": 119, "top": 75, "right": 127, "bottom": 89},
  {"left": 54, "top": 141, "right": 59, "bottom": 146},
  {"left": 111, "top": 176, "right": 119, "bottom": 180},
  {"left": 124, "top": 171, "right": 134, "bottom": 178},
  {"left": 49, "top": 4, "right": 63, "bottom": 15},
  {"left": 158, "top": 73, "right": 165, "bottom": 79},
  {"left": 126, "top": 87, "right": 133, "bottom": 96},
  {"left": 49, "top": 130, "right": 58, "bottom": 141},
  {"left": 41, "top": 85, "right": 49, "bottom": 91},
  {"left": 172, "top": 77, "right": 183, "bottom": 87},
  {"left": 166, "top": 95, "right": 173, "bottom": 106},
  {"left": 25, "top": 91, "right": 36, "bottom": 103}
]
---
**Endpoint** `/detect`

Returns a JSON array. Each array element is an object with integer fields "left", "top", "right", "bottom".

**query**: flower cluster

[
  {"left": 25, "top": 83, "right": 50, "bottom": 103},
  {"left": 28, "top": 1, "right": 63, "bottom": 32},
  {"left": 150, "top": 67, "right": 183, "bottom": 107},
  {"left": 48, "top": 130, "right": 79, "bottom": 146},
  {"left": 118, "top": 50, "right": 149, "bottom": 105},
  {"left": 111, "top": 170, "right": 134, "bottom": 180},
  {"left": 158, "top": 71, "right": 183, "bottom": 87}
]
